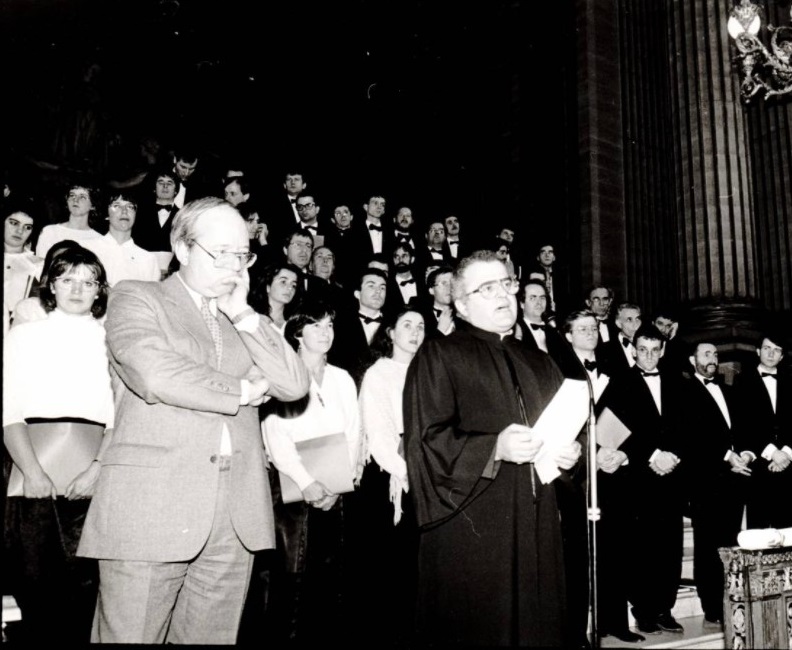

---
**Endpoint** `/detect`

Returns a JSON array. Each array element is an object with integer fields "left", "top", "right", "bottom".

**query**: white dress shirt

[{"left": 82, "top": 234, "right": 161, "bottom": 286}]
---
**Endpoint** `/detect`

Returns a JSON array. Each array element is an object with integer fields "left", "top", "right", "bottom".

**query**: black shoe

[
  {"left": 601, "top": 628, "right": 646, "bottom": 643},
  {"left": 657, "top": 613, "right": 684, "bottom": 633},
  {"left": 635, "top": 620, "right": 662, "bottom": 635}
]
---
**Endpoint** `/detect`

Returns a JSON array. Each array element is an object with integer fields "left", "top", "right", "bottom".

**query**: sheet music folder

[
  {"left": 278, "top": 432, "right": 354, "bottom": 504},
  {"left": 595, "top": 407, "right": 632, "bottom": 449}
]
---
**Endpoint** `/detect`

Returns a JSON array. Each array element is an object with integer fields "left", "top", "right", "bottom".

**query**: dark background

[{"left": 1, "top": 0, "right": 579, "bottom": 251}]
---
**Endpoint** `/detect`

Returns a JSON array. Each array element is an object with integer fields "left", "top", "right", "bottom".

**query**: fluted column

[{"left": 667, "top": 0, "right": 756, "bottom": 302}]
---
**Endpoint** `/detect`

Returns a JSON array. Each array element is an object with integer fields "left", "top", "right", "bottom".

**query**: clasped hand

[
  {"left": 596, "top": 446, "right": 627, "bottom": 474},
  {"left": 246, "top": 365, "right": 271, "bottom": 407},
  {"left": 302, "top": 480, "right": 339, "bottom": 511},
  {"left": 649, "top": 450, "right": 680, "bottom": 476},
  {"left": 728, "top": 452, "right": 752, "bottom": 476},
  {"left": 769, "top": 450, "right": 791, "bottom": 473}
]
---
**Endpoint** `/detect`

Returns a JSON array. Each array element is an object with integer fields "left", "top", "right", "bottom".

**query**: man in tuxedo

[
  {"left": 347, "top": 195, "right": 394, "bottom": 283},
  {"left": 443, "top": 214, "right": 466, "bottom": 261},
  {"left": 328, "top": 267, "right": 388, "bottom": 387},
  {"left": 599, "top": 324, "right": 686, "bottom": 637},
  {"left": 528, "top": 243, "right": 567, "bottom": 324},
  {"left": 516, "top": 280, "right": 566, "bottom": 357},
  {"left": 733, "top": 332, "right": 792, "bottom": 529},
  {"left": 585, "top": 285, "right": 616, "bottom": 345},
  {"left": 294, "top": 194, "right": 326, "bottom": 246},
  {"left": 282, "top": 228, "right": 326, "bottom": 300},
  {"left": 653, "top": 307, "right": 689, "bottom": 377},
  {"left": 78, "top": 197, "right": 310, "bottom": 644},
  {"left": 171, "top": 147, "right": 210, "bottom": 209},
  {"left": 600, "top": 302, "right": 642, "bottom": 378},
  {"left": 421, "top": 265, "right": 456, "bottom": 339},
  {"left": 394, "top": 206, "right": 419, "bottom": 251},
  {"left": 132, "top": 167, "right": 182, "bottom": 278},
  {"left": 389, "top": 242, "right": 425, "bottom": 310},
  {"left": 322, "top": 204, "right": 357, "bottom": 288},
  {"left": 266, "top": 171, "right": 306, "bottom": 247},
  {"left": 681, "top": 342, "right": 752, "bottom": 627},
  {"left": 414, "top": 221, "right": 453, "bottom": 279}
]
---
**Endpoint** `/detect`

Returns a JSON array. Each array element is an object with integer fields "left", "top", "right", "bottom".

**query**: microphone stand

[{"left": 583, "top": 368, "right": 601, "bottom": 649}]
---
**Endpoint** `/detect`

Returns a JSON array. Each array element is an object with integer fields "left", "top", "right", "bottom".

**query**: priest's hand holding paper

[{"left": 495, "top": 424, "right": 543, "bottom": 464}]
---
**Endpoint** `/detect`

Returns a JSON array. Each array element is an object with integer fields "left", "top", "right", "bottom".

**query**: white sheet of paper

[{"left": 531, "top": 378, "right": 590, "bottom": 484}]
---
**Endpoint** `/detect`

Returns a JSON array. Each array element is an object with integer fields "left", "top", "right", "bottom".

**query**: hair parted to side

[
  {"left": 169, "top": 197, "right": 235, "bottom": 251},
  {"left": 39, "top": 245, "right": 109, "bottom": 318},
  {"left": 283, "top": 300, "right": 336, "bottom": 353}
]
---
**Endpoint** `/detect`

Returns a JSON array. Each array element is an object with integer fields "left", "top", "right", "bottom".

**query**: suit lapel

[{"left": 161, "top": 275, "right": 215, "bottom": 357}]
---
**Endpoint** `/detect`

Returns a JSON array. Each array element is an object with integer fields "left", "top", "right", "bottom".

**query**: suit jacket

[
  {"left": 733, "top": 366, "right": 792, "bottom": 457},
  {"left": 132, "top": 201, "right": 179, "bottom": 252},
  {"left": 600, "top": 334, "right": 635, "bottom": 379},
  {"left": 327, "top": 309, "right": 377, "bottom": 386},
  {"left": 679, "top": 375, "right": 743, "bottom": 499},
  {"left": 413, "top": 243, "right": 454, "bottom": 279},
  {"left": 78, "top": 275, "right": 310, "bottom": 562},
  {"left": 516, "top": 319, "right": 568, "bottom": 360},
  {"left": 599, "top": 365, "right": 685, "bottom": 498}
]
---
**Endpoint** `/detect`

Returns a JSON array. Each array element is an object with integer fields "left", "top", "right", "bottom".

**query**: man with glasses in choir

[
  {"left": 78, "top": 197, "right": 309, "bottom": 644},
  {"left": 404, "top": 250, "right": 581, "bottom": 647}
]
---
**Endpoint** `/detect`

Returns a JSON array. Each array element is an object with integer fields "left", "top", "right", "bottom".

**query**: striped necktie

[{"left": 201, "top": 297, "right": 223, "bottom": 366}]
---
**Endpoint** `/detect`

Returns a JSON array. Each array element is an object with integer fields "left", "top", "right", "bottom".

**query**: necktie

[
  {"left": 622, "top": 337, "right": 633, "bottom": 348},
  {"left": 368, "top": 223, "right": 382, "bottom": 232},
  {"left": 583, "top": 359, "right": 597, "bottom": 372},
  {"left": 359, "top": 313, "right": 382, "bottom": 325},
  {"left": 201, "top": 297, "right": 223, "bottom": 366},
  {"left": 400, "top": 278, "right": 416, "bottom": 286},
  {"left": 760, "top": 372, "right": 777, "bottom": 380},
  {"left": 529, "top": 322, "right": 545, "bottom": 331},
  {"left": 640, "top": 370, "right": 660, "bottom": 377},
  {"left": 703, "top": 378, "right": 715, "bottom": 386}
]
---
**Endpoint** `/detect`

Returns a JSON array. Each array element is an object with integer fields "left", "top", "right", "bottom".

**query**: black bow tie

[
  {"left": 448, "top": 238, "right": 459, "bottom": 244},
  {"left": 359, "top": 313, "right": 382, "bottom": 325},
  {"left": 433, "top": 308, "right": 443, "bottom": 318},
  {"left": 396, "top": 232, "right": 410, "bottom": 241},
  {"left": 703, "top": 378, "right": 716, "bottom": 386},
  {"left": 622, "top": 338, "right": 633, "bottom": 348},
  {"left": 529, "top": 322, "right": 545, "bottom": 331},
  {"left": 290, "top": 198, "right": 297, "bottom": 204},
  {"left": 368, "top": 223, "right": 382, "bottom": 232},
  {"left": 583, "top": 359, "right": 597, "bottom": 372},
  {"left": 399, "top": 278, "right": 415, "bottom": 286},
  {"left": 640, "top": 370, "right": 660, "bottom": 377},
  {"left": 305, "top": 224, "right": 318, "bottom": 232},
  {"left": 157, "top": 204, "right": 173, "bottom": 211},
  {"left": 760, "top": 372, "right": 777, "bottom": 380}
]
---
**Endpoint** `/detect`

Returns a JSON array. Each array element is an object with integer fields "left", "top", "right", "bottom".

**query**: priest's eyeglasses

[
  {"left": 467, "top": 276, "right": 519, "bottom": 299},
  {"left": 190, "top": 239, "right": 257, "bottom": 270}
]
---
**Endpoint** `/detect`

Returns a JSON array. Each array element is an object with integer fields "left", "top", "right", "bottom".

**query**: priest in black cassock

[{"left": 404, "top": 250, "right": 582, "bottom": 647}]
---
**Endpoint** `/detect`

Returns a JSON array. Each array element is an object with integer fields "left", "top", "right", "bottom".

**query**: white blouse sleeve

[
  {"left": 359, "top": 365, "right": 407, "bottom": 481},
  {"left": 261, "top": 409, "right": 316, "bottom": 492}
]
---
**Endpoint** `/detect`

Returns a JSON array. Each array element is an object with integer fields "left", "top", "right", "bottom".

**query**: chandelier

[{"left": 727, "top": 0, "right": 792, "bottom": 101}]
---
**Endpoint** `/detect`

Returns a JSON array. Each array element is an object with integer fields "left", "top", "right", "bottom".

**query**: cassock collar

[{"left": 455, "top": 319, "right": 516, "bottom": 347}]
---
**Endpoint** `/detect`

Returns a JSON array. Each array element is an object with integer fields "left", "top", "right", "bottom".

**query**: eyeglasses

[
  {"left": 190, "top": 239, "right": 257, "bottom": 269},
  {"left": 55, "top": 277, "right": 100, "bottom": 291},
  {"left": 571, "top": 325, "right": 599, "bottom": 334},
  {"left": 289, "top": 240, "right": 313, "bottom": 251},
  {"left": 296, "top": 203, "right": 315, "bottom": 212},
  {"left": 466, "top": 277, "right": 518, "bottom": 299}
]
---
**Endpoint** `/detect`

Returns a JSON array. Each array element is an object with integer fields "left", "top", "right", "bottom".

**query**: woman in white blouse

[
  {"left": 35, "top": 183, "right": 103, "bottom": 259},
  {"left": 261, "top": 300, "right": 360, "bottom": 644},
  {"left": 3, "top": 200, "right": 44, "bottom": 321},
  {"left": 3, "top": 245, "right": 114, "bottom": 645},
  {"left": 356, "top": 306, "right": 426, "bottom": 645}
]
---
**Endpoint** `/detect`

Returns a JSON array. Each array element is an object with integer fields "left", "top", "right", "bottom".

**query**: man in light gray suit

[{"left": 78, "top": 197, "right": 310, "bottom": 644}]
